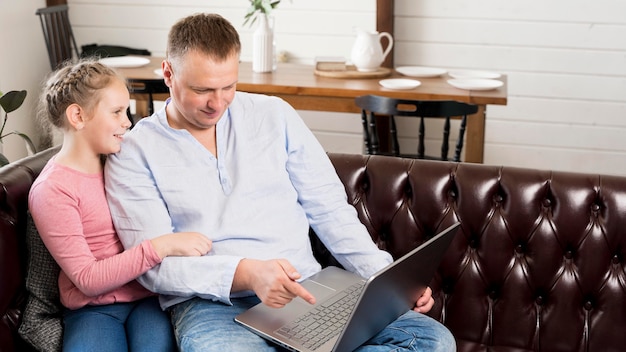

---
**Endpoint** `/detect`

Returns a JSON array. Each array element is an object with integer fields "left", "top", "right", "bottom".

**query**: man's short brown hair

[{"left": 167, "top": 13, "right": 241, "bottom": 64}]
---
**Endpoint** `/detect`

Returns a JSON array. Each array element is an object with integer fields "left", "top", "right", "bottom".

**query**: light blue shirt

[{"left": 104, "top": 92, "right": 392, "bottom": 309}]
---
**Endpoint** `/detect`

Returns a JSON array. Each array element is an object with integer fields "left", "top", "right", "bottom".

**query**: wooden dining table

[{"left": 117, "top": 56, "right": 507, "bottom": 163}]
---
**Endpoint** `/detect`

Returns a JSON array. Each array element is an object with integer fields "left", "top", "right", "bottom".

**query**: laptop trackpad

[{"left": 296, "top": 279, "right": 337, "bottom": 304}]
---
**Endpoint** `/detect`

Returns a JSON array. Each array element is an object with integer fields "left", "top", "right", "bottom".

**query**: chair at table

[
  {"left": 36, "top": 5, "right": 79, "bottom": 70},
  {"left": 35, "top": 5, "right": 156, "bottom": 126},
  {"left": 355, "top": 95, "right": 478, "bottom": 162},
  {"left": 127, "top": 80, "right": 169, "bottom": 117}
]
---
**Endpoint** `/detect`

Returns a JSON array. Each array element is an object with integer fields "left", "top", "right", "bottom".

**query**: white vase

[{"left": 252, "top": 14, "right": 274, "bottom": 73}]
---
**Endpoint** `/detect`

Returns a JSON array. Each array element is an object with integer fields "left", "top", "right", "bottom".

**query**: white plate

[
  {"left": 447, "top": 79, "right": 503, "bottom": 91},
  {"left": 396, "top": 66, "right": 447, "bottom": 78},
  {"left": 99, "top": 56, "right": 151, "bottom": 68},
  {"left": 448, "top": 70, "right": 501, "bottom": 79},
  {"left": 379, "top": 78, "right": 421, "bottom": 90}
]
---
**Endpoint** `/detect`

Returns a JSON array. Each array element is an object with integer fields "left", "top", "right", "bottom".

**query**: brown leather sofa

[{"left": 2, "top": 147, "right": 625, "bottom": 351}]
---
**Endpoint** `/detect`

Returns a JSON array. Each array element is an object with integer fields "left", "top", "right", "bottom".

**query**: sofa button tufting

[
  {"left": 591, "top": 203, "right": 600, "bottom": 212},
  {"left": 612, "top": 255, "right": 620, "bottom": 264},
  {"left": 515, "top": 244, "right": 524, "bottom": 254},
  {"left": 493, "top": 194, "right": 503, "bottom": 203},
  {"left": 535, "top": 296, "right": 544, "bottom": 305},
  {"left": 404, "top": 184, "right": 412, "bottom": 197},
  {"left": 584, "top": 301, "right": 593, "bottom": 310},
  {"left": 564, "top": 250, "right": 574, "bottom": 259},
  {"left": 442, "top": 280, "right": 454, "bottom": 293},
  {"left": 542, "top": 198, "right": 552, "bottom": 207}
]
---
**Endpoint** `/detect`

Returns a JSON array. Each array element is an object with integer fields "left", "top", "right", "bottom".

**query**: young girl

[{"left": 28, "top": 59, "right": 213, "bottom": 351}]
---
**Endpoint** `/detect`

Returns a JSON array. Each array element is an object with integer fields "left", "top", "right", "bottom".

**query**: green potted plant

[
  {"left": 244, "top": 0, "right": 282, "bottom": 27},
  {"left": 244, "top": 0, "right": 291, "bottom": 72},
  {"left": 0, "top": 90, "right": 36, "bottom": 166}
]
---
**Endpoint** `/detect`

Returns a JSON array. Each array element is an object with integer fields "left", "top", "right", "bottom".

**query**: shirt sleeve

[
  {"left": 281, "top": 102, "right": 393, "bottom": 278},
  {"left": 28, "top": 173, "right": 161, "bottom": 298}
]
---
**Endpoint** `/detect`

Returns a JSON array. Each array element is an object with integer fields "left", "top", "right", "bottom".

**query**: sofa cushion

[{"left": 17, "top": 212, "right": 63, "bottom": 352}]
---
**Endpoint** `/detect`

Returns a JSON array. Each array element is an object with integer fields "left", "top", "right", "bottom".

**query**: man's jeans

[
  {"left": 63, "top": 296, "right": 176, "bottom": 352},
  {"left": 170, "top": 296, "right": 456, "bottom": 352}
]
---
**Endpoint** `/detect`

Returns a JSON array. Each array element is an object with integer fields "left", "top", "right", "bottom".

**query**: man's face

[{"left": 162, "top": 50, "right": 239, "bottom": 131}]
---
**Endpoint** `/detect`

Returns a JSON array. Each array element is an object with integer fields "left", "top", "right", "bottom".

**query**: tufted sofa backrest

[
  {"left": 2, "top": 147, "right": 625, "bottom": 352},
  {"left": 326, "top": 153, "right": 626, "bottom": 352}
]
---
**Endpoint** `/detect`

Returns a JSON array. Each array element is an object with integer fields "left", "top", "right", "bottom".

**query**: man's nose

[{"left": 207, "top": 91, "right": 226, "bottom": 109}]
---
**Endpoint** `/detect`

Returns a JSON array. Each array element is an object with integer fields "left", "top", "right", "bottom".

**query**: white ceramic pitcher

[{"left": 350, "top": 29, "right": 394, "bottom": 72}]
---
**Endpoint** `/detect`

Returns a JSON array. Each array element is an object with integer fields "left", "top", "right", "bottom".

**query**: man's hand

[
  {"left": 233, "top": 258, "right": 316, "bottom": 308},
  {"left": 413, "top": 286, "right": 435, "bottom": 313}
]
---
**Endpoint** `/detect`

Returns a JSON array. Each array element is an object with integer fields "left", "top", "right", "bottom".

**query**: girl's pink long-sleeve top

[{"left": 28, "top": 158, "right": 162, "bottom": 310}]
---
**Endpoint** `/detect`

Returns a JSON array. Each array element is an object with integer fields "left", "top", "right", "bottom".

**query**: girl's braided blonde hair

[{"left": 38, "top": 58, "right": 127, "bottom": 129}]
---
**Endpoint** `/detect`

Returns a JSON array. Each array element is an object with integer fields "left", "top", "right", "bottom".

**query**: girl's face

[{"left": 82, "top": 79, "right": 131, "bottom": 155}]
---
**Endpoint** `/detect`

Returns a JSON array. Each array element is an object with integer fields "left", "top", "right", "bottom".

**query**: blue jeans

[
  {"left": 63, "top": 296, "right": 176, "bottom": 352},
  {"left": 170, "top": 296, "right": 455, "bottom": 352}
]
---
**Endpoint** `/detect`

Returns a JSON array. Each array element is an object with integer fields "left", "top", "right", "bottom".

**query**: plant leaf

[
  {"left": 14, "top": 132, "right": 37, "bottom": 155},
  {"left": 0, "top": 131, "right": 37, "bottom": 156},
  {"left": 0, "top": 153, "right": 9, "bottom": 167},
  {"left": 244, "top": 0, "right": 286, "bottom": 27},
  {"left": 261, "top": 1, "right": 273, "bottom": 14},
  {"left": 0, "top": 90, "right": 27, "bottom": 114},
  {"left": 243, "top": 10, "right": 258, "bottom": 27}
]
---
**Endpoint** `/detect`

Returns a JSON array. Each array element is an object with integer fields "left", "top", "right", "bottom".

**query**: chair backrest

[
  {"left": 36, "top": 5, "right": 79, "bottom": 70},
  {"left": 355, "top": 95, "right": 478, "bottom": 162}
]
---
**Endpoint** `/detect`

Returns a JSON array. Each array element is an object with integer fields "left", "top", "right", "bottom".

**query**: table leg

[
  {"left": 464, "top": 105, "right": 486, "bottom": 163},
  {"left": 133, "top": 96, "right": 151, "bottom": 119}
]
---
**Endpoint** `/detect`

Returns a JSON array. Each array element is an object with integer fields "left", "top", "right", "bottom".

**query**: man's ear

[
  {"left": 162, "top": 60, "right": 173, "bottom": 87},
  {"left": 65, "top": 103, "right": 85, "bottom": 130}
]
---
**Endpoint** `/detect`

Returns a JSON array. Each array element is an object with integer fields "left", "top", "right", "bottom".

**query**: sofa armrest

[{"left": 0, "top": 147, "right": 60, "bottom": 351}]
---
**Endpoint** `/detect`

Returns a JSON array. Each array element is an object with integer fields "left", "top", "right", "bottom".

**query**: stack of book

[{"left": 314, "top": 56, "right": 346, "bottom": 71}]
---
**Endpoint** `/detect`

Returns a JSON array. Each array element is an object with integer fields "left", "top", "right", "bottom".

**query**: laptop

[{"left": 235, "top": 222, "right": 460, "bottom": 352}]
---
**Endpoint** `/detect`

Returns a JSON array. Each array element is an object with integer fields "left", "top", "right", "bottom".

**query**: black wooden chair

[
  {"left": 355, "top": 95, "right": 478, "bottom": 162},
  {"left": 36, "top": 5, "right": 158, "bottom": 126},
  {"left": 36, "top": 5, "right": 79, "bottom": 71}
]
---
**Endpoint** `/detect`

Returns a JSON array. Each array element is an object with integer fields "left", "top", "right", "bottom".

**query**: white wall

[
  {"left": 0, "top": 0, "right": 49, "bottom": 163},
  {"left": 393, "top": 0, "right": 626, "bottom": 175},
  {"left": 67, "top": 0, "right": 375, "bottom": 156},
  {"left": 10, "top": 0, "right": 626, "bottom": 176}
]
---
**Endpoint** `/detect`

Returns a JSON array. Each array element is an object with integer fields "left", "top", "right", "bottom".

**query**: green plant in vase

[
  {"left": 244, "top": 0, "right": 282, "bottom": 27},
  {"left": 0, "top": 90, "right": 36, "bottom": 166}
]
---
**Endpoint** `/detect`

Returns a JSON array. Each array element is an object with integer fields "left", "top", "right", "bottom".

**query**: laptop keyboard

[{"left": 274, "top": 282, "right": 364, "bottom": 350}]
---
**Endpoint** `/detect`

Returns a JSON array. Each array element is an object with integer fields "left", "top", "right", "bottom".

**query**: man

[{"left": 105, "top": 13, "right": 455, "bottom": 352}]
